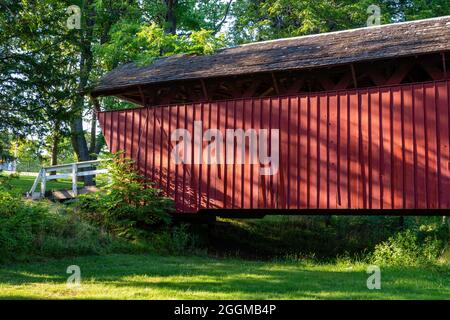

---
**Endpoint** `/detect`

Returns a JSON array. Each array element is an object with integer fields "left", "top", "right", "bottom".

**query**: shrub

[
  {"left": 149, "top": 224, "right": 205, "bottom": 256},
  {"left": 370, "top": 228, "right": 446, "bottom": 266},
  {"left": 0, "top": 190, "right": 130, "bottom": 264},
  {"left": 74, "top": 155, "right": 174, "bottom": 239}
]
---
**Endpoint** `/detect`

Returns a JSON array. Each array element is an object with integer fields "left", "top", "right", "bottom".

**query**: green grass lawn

[
  {"left": 2, "top": 174, "right": 83, "bottom": 194},
  {"left": 0, "top": 254, "right": 448, "bottom": 299}
]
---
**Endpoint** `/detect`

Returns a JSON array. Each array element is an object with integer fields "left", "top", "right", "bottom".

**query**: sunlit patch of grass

[
  {"left": 2, "top": 174, "right": 82, "bottom": 194},
  {"left": 0, "top": 254, "right": 448, "bottom": 300}
]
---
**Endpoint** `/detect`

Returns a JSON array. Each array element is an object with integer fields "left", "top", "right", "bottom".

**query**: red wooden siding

[{"left": 98, "top": 80, "right": 450, "bottom": 213}]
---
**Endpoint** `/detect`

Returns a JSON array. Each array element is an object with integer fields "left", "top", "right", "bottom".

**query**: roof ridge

[{"left": 238, "top": 15, "right": 450, "bottom": 48}]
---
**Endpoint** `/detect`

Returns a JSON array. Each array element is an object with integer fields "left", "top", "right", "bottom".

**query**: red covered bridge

[{"left": 92, "top": 16, "right": 450, "bottom": 213}]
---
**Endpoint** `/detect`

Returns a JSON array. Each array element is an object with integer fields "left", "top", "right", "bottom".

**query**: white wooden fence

[{"left": 27, "top": 160, "right": 108, "bottom": 199}]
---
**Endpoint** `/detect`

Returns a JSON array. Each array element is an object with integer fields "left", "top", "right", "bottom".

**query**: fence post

[
  {"left": 40, "top": 169, "right": 46, "bottom": 198},
  {"left": 72, "top": 163, "right": 78, "bottom": 197}
]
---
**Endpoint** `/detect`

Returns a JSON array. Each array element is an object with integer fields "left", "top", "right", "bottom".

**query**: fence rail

[{"left": 27, "top": 160, "right": 108, "bottom": 199}]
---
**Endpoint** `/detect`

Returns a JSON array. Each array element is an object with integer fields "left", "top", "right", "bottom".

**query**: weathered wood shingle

[{"left": 92, "top": 15, "right": 450, "bottom": 96}]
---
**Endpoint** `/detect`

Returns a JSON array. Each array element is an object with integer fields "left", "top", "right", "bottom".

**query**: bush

[
  {"left": 0, "top": 190, "right": 131, "bottom": 264},
  {"left": 370, "top": 227, "right": 446, "bottom": 266},
  {"left": 149, "top": 224, "right": 205, "bottom": 256},
  {"left": 74, "top": 155, "right": 174, "bottom": 239}
]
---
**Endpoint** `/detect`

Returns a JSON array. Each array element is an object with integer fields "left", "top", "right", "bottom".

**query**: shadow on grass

[{"left": 0, "top": 254, "right": 448, "bottom": 299}]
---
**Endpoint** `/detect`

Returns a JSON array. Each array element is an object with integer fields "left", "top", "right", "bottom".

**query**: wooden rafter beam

[
  {"left": 285, "top": 78, "right": 305, "bottom": 95},
  {"left": 317, "top": 75, "right": 335, "bottom": 91},
  {"left": 138, "top": 85, "right": 146, "bottom": 107},
  {"left": 333, "top": 72, "right": 353, "bottom": 90},
  {"left": 200, "top": 79, "right": 209, "bottom": 101},
  {"left": 386, "top": 60, "right": 414, "bottom": 85},
  {"left": 364, "top": 66, "right": 386, "bottom": 86},
  {"left": 350, "top": 64, "right": 358, "bottom": 88},
  {"left": 419, "top": 58, "right": 444, "bottom": 80},
  {"left": 271, "top": 72, "right": 280, "bottom": 95},
  {"left": 442, "top": 52, "right": 447, "bottom": 78},
  {"left": 242, "top": 78, "right": 263, "bottom": 97}
]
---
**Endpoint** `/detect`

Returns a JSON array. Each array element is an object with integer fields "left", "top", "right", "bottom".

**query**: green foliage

[
  {"left": 370, "top": 224, "right": 449, "bottom": 266},
  {"left": 97, "top": 22, "right": 226, "bottom": 69},
  {"left": 0, "top": 190, "right": 126, "bottom": 264},
  {"left": 149, "top": 224, "right": 205, "bottom": 256},
  {"left": 75, "top": 154, "right": 174, "bottom": 239},
  {"left": 230, "top": 0, "right": 450, "bottom": 44}
]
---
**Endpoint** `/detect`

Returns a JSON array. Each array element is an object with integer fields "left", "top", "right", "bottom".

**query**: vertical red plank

[
  {"left": 230, "top": 100, "right": 239, "bottom": 208},
  {"left": 380, "top": 89, "right": 392, "bottom": 208},
  {"left": 400, "top": 89, "right": 406, "bottom": 208},
  {"left": 126, "top": 110, "right": 133, "bottom": 158},
  {"left": 260, "top": 98, "right": 271, "bottom": 208},
  {"left": 136, "top": 109, "right": 143, "bottom": 174},
  {"left": 155, "top": 107, "right": 163, "bottom": 188},
  {"left": 413, "top": 85, "right": 427, "bottom": 208},
  {"left": 425, "top": 84, "right": 438, "bottom": 208},
  {"left": 277, "top": 97, "right": 288, "bottom": 208},
  {"left": 217, "top": 101, "right": 227, "bottom": 209},
  {"left": 200, "top": 103, "right": 210, "bottom": 209},
  {"left": 151, "top": 107, "right": 157, "bottom": 183},
  {"left": 222, "top": 101, "right": 229, "bottom": 209},
  {"left": 123, "top": 110, "right": 128, "bottom": 155},
  {"left": 370, "top": 90, "right": 381, "bottom": 209},
  {"left": 133, "top": 110, "right": 140, "bottom": 169},
  {"left": 289, "top": 97, "right": 299, "bottom": 208},
  {"left": 299, "top": 96, "right": 308, "bottom": 208},
  {"left": 207, "top": 102, "right": 217, "bottom": 208},
  {"left": 111, "top": 111, "right": 118, "bottom": 153},
  {"left": 146, "top": 108, "right": 154, "bottom": 185},
  {"left": 392, "top": 88, "right": 404, "bottom": 208},
  {"left": 130, "top": 109, "right": 135, "bottom": 159},
  {"left": 235, "top": 99, "right": 244, "bottom": 209},
  {"left": 164, "top": 106, "right": 171, "bottom": 199},
  {"left": 309, "top": 95, "right": 318, "bottom": 208},
  {"left": 328, "top": 93, "right": 338, "bottom": 209},
  {"left": 402, "top": 87, "right": 415, "bottom": 208},
  {"left": 251, "top": 99, "right": 261, "bottom": 208},
  {"left": 319, "top": 94, "right": 328, "bottom": 208},
  {"left": 337, "top": 93, "right": 349, "bottom": 208},
  {"left": 267, "top": 98, "right": 274, "bottom": 208},
  {"left": 173, "top": 105, "right": 180, "bottom": 210},
  {"left": 181, "top": 104, "right": 190, "bottom": 211},
  {"left": 349, "top": 92, "right": 360, "bottom": 208},
  {"left": 284, "top": 97, "right": 291, "bottom": 209},
  {"left": 224, "top": 101, "right": 235, "bottom": 209},
  {"left": 169, "top": 105, "right": 178, "bottom": 202},
  {"left": 437, "top": 82, "right": 450, "bottom": 208},
  {"left": 242, "top": 99, "right": 253, "bottom": 209},
  {"left": 194, "top": 103, "right": 204, "bottom": 210},
  {"left": 360, "top": 91, "right": 369, "bottom": 209},
  {"left": 118, "top": 111, "right": 125, "bottom": 153},
  {"left": 158, "top": 107, "right": 165, "bottom": 190}
]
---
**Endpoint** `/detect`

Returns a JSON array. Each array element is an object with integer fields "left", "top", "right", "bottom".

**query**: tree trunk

[
  {"left": 50, "top": 128, "right": 60, "bottom": 177},
  {"left": 164, "top": 0, "right": 177, "bottom": 35},
  {"left": 89, "top": 97, "right": 101, "bottom": 158},
  {"left": 70, "top": 115, "right": 94, "bottom": 185},
  {"left": 69, "top": 0, "right": 95, "bottom": 186}
]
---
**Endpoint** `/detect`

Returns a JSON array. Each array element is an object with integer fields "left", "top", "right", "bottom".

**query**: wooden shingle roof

[{"left": 92, "top": 15, "right": 450, "bottom": 96}]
